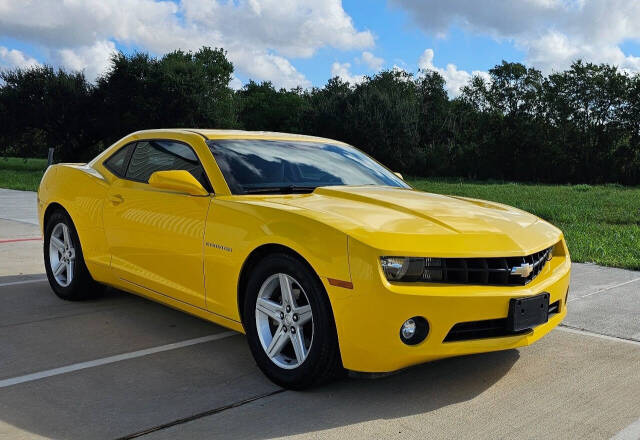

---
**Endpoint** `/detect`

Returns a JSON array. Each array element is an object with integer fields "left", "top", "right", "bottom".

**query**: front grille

[
  {"left": 443, "top": 318, "right": 524, "bottom": 342},
  {"left": 443, "top": 299, "right": 561, "bottom": 342},
  {"left": 423, "top": 246, "right": 554, "bottom": 286}
]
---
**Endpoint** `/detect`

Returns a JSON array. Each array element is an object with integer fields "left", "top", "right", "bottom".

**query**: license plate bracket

[{"left": 507, "top": 293, "right": 550, "bottom": 332}]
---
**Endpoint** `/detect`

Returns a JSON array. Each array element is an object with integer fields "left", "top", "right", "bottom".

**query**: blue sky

[
  {"left": 335, "top": 0, "right": 523, "bottom": 79},
  {"left": 1, "top": 1, "right": 640, "bottom": 95},
  {"left": 108, "top": 0, "right": 527, "bottom": 87}
]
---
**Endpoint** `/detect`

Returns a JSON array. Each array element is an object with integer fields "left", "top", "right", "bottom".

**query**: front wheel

[{"left": 243, "top": 253, "right": 342, "bottom": 389}]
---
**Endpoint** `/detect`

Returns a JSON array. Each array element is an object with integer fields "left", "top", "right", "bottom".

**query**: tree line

[{"left": 1, "top": 46, "right": 639, "bottom": 184}]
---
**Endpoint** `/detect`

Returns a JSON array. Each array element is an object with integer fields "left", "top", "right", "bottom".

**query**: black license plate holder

[{"left": 507, "top": 293, "right": 550, "bottom": 332}]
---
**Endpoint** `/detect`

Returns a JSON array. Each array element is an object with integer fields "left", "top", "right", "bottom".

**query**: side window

[
  {"left": 125, "top": 140, "right": 211, "bottom": 191},
  {"left": 103, "top": 143, "right": 134, "bottom": 177}
]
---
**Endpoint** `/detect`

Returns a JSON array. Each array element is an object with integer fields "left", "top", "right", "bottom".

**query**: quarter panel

[{"left": 38, "top": 164, "right": 111, "bottom": 282}]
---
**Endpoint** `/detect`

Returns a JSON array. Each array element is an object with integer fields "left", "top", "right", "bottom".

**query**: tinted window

[
  {"left": 125, "top": 140, "right": 211, "bottom": 191},
  {"left": 207, "top": 140, "right": 409, "bottom": 194},
  {"left": 104, "top": 143, "right": 134, "bottom": 176}
]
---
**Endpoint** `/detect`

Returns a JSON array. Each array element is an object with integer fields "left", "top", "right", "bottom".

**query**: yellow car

[{"left": 38, "top": 129, "right": 571, "bottom": 389}]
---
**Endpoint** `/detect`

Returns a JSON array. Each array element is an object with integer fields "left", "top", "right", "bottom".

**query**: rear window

[{"left": 104, "top": 143, "right": 134, "bottom": 177}]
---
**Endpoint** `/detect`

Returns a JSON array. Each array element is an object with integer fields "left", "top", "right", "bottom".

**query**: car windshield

[{"left": 207, "top": 139, "right": 410, "bottom": 194}]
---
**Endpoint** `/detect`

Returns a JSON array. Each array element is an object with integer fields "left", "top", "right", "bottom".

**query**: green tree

[
  {"left": 95, "top": 47, "right": 236, "bottom": 148},
  {"left": 460, "top": 62, "right": 547, "bottom": 181},
  {"left": 343, "top": 70, "right": 421, "bottom": 172},
  {"left": 0, "top": 66, "right": 93, "bottom": 161},
  {"left": 415, "top": 71, "right": 453, "bottom": 176},
  {"left": 302, "top": 77, "right": 353, "bottom": 142},
  {"left": 1, "top": 47, "right": 640, "bottom": 185},
  {"left": 618, "top": 73, "right": 640, "bottom": 184},
  {"left": 545, "top": 61, "right": 629, "bottom": 182},
  {"left": 236, "top": 81, "right": 308, "bottom": 132}
]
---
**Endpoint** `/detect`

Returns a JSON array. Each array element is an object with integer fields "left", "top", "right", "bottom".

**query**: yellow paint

[
  {"left": 38, "top": 129, "right": 571, "bottom": 373},
  {"left": 148, "top": 170, "right": 209, "bottom": 196}
]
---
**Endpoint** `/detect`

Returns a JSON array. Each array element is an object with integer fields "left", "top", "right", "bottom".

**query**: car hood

[{"left": 241, "top": 186, "right": 562, "bottom": 256}]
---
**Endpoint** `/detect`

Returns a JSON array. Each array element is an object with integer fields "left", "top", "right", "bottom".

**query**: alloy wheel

[
  {"left": 255, "top": 273, "right": 314, "bottom": 369},
  {"left": 49, "top": 222, "right": 76, "bottom": 287}
]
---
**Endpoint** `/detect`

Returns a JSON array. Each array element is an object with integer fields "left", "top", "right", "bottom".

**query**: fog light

[
  {"left": 401, "top": 319, "right": 416, "bottom": 340},
  {"left": 399, "top": 316, "right": 429, "bottom": 345}
]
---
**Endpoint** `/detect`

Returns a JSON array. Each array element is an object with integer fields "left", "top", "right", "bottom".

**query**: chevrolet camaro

[{"left": 38, "top": 129, "right": 571, "bottom": 389}]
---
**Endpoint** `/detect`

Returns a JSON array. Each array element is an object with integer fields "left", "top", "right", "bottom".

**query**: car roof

[{"left": 131, "top": 129, "right": 346, "bottom": 145}]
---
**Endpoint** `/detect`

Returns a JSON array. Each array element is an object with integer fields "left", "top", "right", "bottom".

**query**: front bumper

[{"left": 325, "top": 239, "right": 571, "bottom": 373}]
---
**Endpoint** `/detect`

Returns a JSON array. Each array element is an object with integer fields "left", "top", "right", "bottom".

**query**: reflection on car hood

[{"left": 239, "top": 186, "right": 562, "bottom": 256}]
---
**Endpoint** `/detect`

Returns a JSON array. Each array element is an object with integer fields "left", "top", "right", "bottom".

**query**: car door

[{"left": 102, "top": 139, "right": 212, "bottom": 309}]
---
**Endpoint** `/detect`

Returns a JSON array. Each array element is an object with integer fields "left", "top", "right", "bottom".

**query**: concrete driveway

[{"left": 1, "top": 188, "right": 639, "bottom": 440}]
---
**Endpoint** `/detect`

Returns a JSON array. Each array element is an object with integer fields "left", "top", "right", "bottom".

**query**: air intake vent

[{"left": 443, "top": 299, "right": 561, "bottom": 342}]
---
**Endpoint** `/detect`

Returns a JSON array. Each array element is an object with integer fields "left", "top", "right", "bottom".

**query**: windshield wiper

[{"left": 243, "top": 185, "right": 317, "bottom": 194}]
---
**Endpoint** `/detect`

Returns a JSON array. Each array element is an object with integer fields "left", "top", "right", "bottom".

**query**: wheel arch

[
  {"left": 43, "top": 202, "right": 88, "bottom": 257},
  {"left": 236, "top": 243, "right": 331, "bottom": 326},
  {"left": 42, "top": 199, "right": 109, "bottom": 284},
  {"left": 43, "top": 202, "right": 71, "bottom": 231}
]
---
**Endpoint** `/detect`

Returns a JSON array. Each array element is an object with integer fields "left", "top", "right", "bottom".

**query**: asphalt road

[{"left": 1, "top": 188, "right": 639, "bottom": 440}]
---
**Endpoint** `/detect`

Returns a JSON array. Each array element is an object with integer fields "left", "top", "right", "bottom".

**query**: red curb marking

[{"left": 0, "top": 237, "right": 43, "bottom": 244}]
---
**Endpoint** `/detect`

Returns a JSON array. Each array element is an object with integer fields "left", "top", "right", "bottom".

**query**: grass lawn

[
  {"left": 0, "top": 157, "right": 48, "bottom": 191},
  {"left": 412, "top": 179, "right": 640, "bottom": 271},
  {"left": 1, "top": 157, "right": 638, "bottom": 270}
]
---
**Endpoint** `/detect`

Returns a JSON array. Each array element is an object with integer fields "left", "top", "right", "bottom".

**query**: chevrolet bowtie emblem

[{"left": 511, "top": 263, "right": 534, "bottom": 278}]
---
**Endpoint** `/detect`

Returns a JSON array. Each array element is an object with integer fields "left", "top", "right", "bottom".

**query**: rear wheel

[
  {"left": 243, "top": 253, "right": 342, "bottom": 389},
  {"left": 44, "top": 210, "right": 101, "bottom": 300}
]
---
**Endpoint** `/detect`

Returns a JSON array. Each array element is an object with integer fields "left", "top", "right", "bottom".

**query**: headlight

[{"left": 380, "top": 257, "right": 443, "bottom": 282}]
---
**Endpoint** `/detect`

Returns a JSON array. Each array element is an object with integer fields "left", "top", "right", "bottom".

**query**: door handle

[{"left": 109, "top": 194, "right": 124, "bottom": 205}]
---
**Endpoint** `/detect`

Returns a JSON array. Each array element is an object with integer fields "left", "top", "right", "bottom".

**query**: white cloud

[
  {"left": 418, "top": 49, "right": 489, "bottom": 96},
  {"left": 229, "top": 76, "right": 243, "bottom": 90},
  {"left": 359, "top": 51, "right": 384, "bottom": 71},
  {"left": 239, "top": 50, "right": 311, "bottom": 89},
  {"left": 0, "top": 0, "right": 374, "bottom": 88},
  {"left": 331, "top": 61, "right": 365, "bottom": 84},
  {"left": 524, "top": 29, "right": 640, "bottom": 73},
  {"left": 391, "top": 0, "right": 562, "bottom": 40},
  {"left": 393, "top": 0, "right": 640, "bottom": 74},
  {"left": 0, "top": 46, "right": 40, "bottom": 70},
  {"left": 55, "top": 41, "right": 117, "bottom": 80},
  {"left": 182, "top": 0, "right": 374, "bottom": 59},
  {"left": 332, "top": 51, "right": 383, "bottom": 86}
]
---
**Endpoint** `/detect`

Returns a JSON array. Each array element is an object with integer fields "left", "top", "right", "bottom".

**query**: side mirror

[
  {"left": 394, "top": 172, "right": 404, "bottom": 180},
  {"left": 148, "top": 170, "right": 209, "bottom": 196}
]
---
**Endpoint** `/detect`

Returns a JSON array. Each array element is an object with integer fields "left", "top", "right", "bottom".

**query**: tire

[
  {"left": 44, "top": 209, "right": 101, "bottom": 300},
  {"left": 243, "top": 253, "right": 342, "bottom": 389}
]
